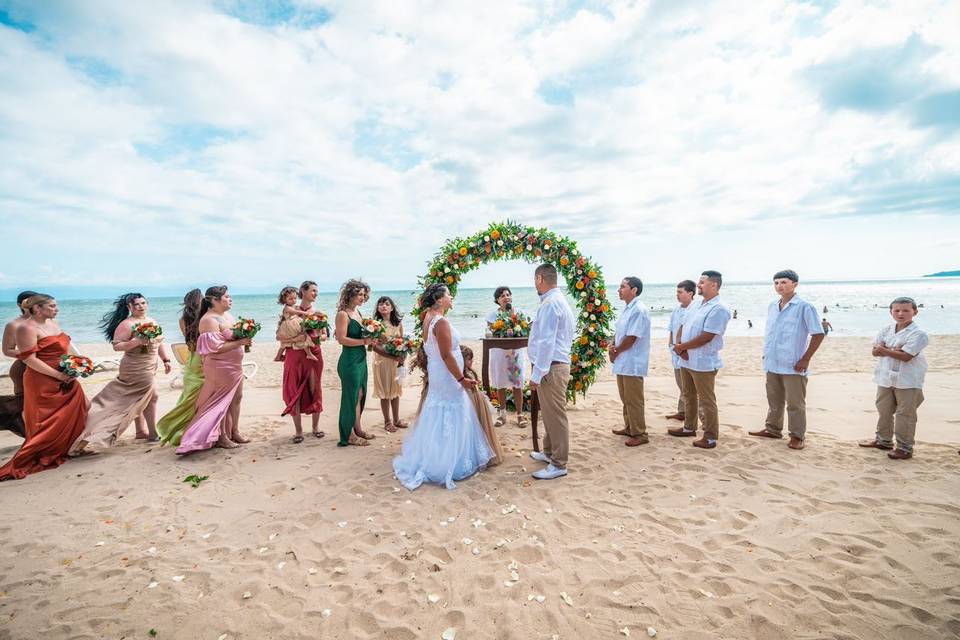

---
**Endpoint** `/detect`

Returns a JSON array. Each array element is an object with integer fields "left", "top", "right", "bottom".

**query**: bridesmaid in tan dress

[
  {"left": 372, "top": 296, "right": 407, "bottom": 432},
  {"left": 71, "top": 293, "right": 172, "bottom": 454}
]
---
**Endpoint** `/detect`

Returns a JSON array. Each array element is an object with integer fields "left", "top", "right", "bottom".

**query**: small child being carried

[{"left": 274, "top": 286, "right": 319, "bottom": 362}]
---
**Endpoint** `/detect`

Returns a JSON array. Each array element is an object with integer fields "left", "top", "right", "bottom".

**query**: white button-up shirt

[
  {"left": 678, "top": 296, "right": 731, "bottom": 372},
  {"left": 873, "top": 322, "right": 929, "bottom": 389},
  {"left": 611, "top": 297, "right": 651, "bottom": 377},
  {"left": 763, "top": 295, "right": 824, "bottom": 376},
  {"left": 668, "top": 304, "right": 692, "bottom": 369},
  {"left": 527, "top": 287, "right": 576, "bottom": 384}
]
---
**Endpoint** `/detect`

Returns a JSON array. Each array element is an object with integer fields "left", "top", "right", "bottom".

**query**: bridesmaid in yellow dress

[
  {"left": 71, "top": 293, "right": 172, "bottom": 454},
  {"left": 372, "top": 296, "right": 407, "bottom": 432}
]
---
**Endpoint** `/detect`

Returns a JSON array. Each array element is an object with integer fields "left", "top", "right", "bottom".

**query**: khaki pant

[
  {"left": 672, "top": 367, "right": 684, "bottom": 413},
  {"left": 539, "top": 363, "right": 571, "bottom": 469},
  {"left": 680, "top": 368, "right": 719, "bottom": 440},
  {"left": 764, "top": 372, "right": 808, "bottom": 439},
  {"left": 616, "top": 375, "right": 646, "bottom": 437},
  {"left": 875, "top": 386, "right": 924, "bottom": 452}
]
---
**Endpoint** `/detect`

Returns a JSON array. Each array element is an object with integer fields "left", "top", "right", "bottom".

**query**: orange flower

[
  {"left": 446, "top": 275, "right": 455, "bottom": 284},
  {"left": 490, "top": 229, "right": 501, "bottom": 240},
  {"left": 484, "top": 244, "right": 492, "bottom": 253},
  {"left": 571, "top": 354, "right": 579, "bottom": 363},
  {"left": 574, "top": 381, "right": 583, "bottom": 390},
  {"left": 579, "top": 336, "right": 588, "bottom": 345},
  {"left": 586, "top": 303, "right": 594, "bottom": 312},
  {"left": 588, "top": 270, "right": 596, "bottom": 278},
  {"left": 459, "top": 247, "right": 468, "bottom": 256},
  {"left": 575, "top": 281, "right": 585, "bottom": 290},
  {"left": 559, "top": 256, "right": 569, "bottom": 266},
  {"left": 601, "top": 304, "right": 609, "bottom": 312}
]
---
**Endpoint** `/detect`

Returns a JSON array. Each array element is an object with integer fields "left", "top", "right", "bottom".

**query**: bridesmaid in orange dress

[
  {"left": 1, "top": 290, "right": 38, "bottom": 438},
  {"left": 0, "top": 294, "right": 88, "bottom": 481}
]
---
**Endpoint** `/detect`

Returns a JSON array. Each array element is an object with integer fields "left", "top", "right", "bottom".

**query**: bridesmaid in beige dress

[
  {"left": 71, "top": 293, "right": 172, "bottom": 454},
  {"left": 372, "top": 296, "right": 407, "bottom": 432}
]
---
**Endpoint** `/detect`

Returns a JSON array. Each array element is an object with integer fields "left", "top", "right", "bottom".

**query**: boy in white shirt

[
  {"left": 859, "top": 297, "right": 929, "bottom": 460},
  {"left": 608, "top": 277, "right": 651, "bottom": 447}
]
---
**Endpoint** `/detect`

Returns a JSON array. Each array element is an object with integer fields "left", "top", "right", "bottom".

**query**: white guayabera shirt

[
  {"left": 762, "top": 295, "right": 823, "bottom": 377},
  {"left": 873, "top": 322, "right": 929, "bottom": 389},
  {"left": 668, "top": 304, "right": 691, "bottom": 370},
  {"left": 527, "top": 288, "right": 575, "bottom": 384},
  {"left": 611, "top": 297, "right": 651, "bottom": 377},
  {"left": 678, "top": 296, "right": 732, "bottom": 373}
]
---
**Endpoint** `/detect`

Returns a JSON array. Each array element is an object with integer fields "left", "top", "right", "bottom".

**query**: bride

[{"left": 393, "top": 284, "right": 494, "bottom": 490}]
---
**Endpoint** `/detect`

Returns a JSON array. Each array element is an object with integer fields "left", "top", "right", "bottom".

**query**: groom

[{"left": 527, "top": 264, "right": 576, "bottom": 480}]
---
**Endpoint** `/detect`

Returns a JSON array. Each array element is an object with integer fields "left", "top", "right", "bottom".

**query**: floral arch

[{"left": 411, "top": 221, "right": 613, "bottom": 400}]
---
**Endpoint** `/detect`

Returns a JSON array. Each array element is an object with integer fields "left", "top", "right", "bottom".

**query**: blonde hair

[{"left": 22, "top": 294, "right": 54, "bottom": 314}]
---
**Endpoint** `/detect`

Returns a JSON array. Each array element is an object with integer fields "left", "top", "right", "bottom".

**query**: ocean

[{"left": 3, "top": 278, "right": 958, "bottom": 344}]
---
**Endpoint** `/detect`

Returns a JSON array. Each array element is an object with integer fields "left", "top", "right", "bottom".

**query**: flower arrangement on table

[
  {"left": 410, "top": 220, "right": 613, "bottom": 400},
  {"left": 130, "top": 321, "right": 163, "bottom": 354},
  {"left": 232, "top": 317, "right": 261, "bottom": 352},
  {"left": 489, "top": 310, "right": 531, "bottom": 338}
]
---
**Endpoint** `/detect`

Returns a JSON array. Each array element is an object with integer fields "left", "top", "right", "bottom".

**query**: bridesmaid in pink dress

[{"left": 176, "top": 286, "right": 252, "bottom": 455}]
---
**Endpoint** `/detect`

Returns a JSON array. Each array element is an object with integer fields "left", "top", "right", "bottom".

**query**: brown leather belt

[{"left": 551, "top": 360, "right": 567, "bottom": 365}]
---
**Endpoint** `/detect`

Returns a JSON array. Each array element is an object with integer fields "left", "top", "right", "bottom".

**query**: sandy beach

[{"left": 0, "top": 336, "right": 958, "bottom": 639}]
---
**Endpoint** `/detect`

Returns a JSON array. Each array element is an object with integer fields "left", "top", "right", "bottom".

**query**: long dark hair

[
  {"left": 99, "top": 292, "right": 144, "bottom": 342},
  {"left": 191, "top": 285, "right": 228, "bottom": 340},
  {"left": 418, "top": 284, "right": 448, "bottom": 311},
  {"left": 374, "top": 295, "right": 403, "bottom": 327},
  {"left": 181, "top": 288, "right": 203, "bottom": 347}
]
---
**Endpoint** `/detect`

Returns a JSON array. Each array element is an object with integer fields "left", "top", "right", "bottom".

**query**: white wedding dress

[{"left": 393, "top": 316, "right": 494, "bottom": 490}]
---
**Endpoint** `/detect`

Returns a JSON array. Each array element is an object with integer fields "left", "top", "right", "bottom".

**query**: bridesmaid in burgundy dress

[
  {"left": 0, "top": 294, "right": 88, "bottom": 481},
  {"left": 176, "top": 286, "right": 251, "bottom": 455},
  {"left": 281, "top": 280, "right": 325, "bottom": 443}
]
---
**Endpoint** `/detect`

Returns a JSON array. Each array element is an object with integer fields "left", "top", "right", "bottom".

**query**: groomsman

[
  {"left": 665, "top": 280, "right": 696, "bottom": 422},
  {"left": 609, "top": 277, "right": 651, "bottom": 446},
  {"left": 528, "top": 264, "right": 576, "bottom": 479},
  {"left": 749, "top": 270, "right": 824, "bottom": 450},
  {"left": 669, "top": 270, "right": 732, "bottom": 449}
]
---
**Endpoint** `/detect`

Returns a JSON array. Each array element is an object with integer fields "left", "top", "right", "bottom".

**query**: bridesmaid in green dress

[
  {"left": 157, "top": 289, "right": 205, "bottom": 446},
  {"left": 335, "top": 279, "right": 376, "bottom": 447}
]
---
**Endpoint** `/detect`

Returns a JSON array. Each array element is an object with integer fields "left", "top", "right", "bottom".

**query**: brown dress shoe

[
  {"left": 748, "top": 429, "right": 782, "bottom": 439},
  {"left": 692, "top": 437, "right": 716, "bottom": 449},
  {"left": 664, "top": 413, "right": 685, "bottom": 421},
  {"left": 858, "top": 440, "right": 893, "bottom": 450},
  {"left": 611, "top": 428, "right": 631, "bottom": 436},
  {"left": 625, "top": 436, "right": 649, "bottom": 447},
  {"left": 788, "top": 436, "right": 804, "bottom": 450},
  {"left": 887, "top": 449, "right": 912, "bottom": 460},
  {"left": 668, "top": 427, "right": 697, "bottom": 437}
]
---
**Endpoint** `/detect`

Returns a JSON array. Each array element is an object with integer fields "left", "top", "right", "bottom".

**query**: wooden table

[{"left": 481, "top": 337, "right": 540, "bottom": 452}]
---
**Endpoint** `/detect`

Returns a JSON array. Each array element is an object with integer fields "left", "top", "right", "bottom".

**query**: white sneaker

[
  {"left": 532, "top": 464, "right": 567, "bottom": 480},
  {"left": 529, "top": 450, "right": 551, "bottom": 463}
]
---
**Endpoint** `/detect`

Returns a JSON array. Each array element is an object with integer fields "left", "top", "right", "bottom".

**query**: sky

[{"left": 1, "top": 0, "right": 958, "bottom": 296}]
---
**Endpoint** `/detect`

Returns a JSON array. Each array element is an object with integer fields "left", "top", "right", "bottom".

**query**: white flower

[
  {"left": 444, "top": 267, "right": 450, "bottom": 273},
  {"left": 526, "top": 244, "right": 533, "bottom": 251},
  {"left": 590, "top": 314, "right": 596, "bottom": 320},
  {"left": 484, "top": 235, "right": 490, "bottom": 242}
]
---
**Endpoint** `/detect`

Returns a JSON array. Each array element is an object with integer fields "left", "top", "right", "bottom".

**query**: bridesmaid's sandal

[
  {"left": 312, "top": 430, "right": 325, "bottom": 438},
  {"left": 215, "top": 437, "right": 239, "bottom": 449},
  {"left": 292, "top": 435, "right": 304, "bottom": 444},
  {"left": 384, "top": 420, "right": 397, "bottom": 433},
  {"left": 348, "top": 434, "right": 370, "bottom": 447},
  {"left": 356, "top": 430, "right": 376, "bottom": 440},
  {"left": 394, "top": 419, "right": 409, "bottom": 429},
  {"left": 232, "top": 434, "right": 251, "bottom": 444}
]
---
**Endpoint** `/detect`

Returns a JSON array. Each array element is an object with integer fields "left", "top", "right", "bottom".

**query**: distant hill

[{"left": 924, "top": 270, "right": 960, "bottom": 277}]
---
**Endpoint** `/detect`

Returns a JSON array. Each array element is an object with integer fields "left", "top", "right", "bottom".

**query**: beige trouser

[
  {"left": 672, "top": 367, "right": 684, "bottom": 413},
  {"left": 539, "top": 363, "right": 571, "bottom": 469},
  {"left": 680, "top": 368, "right": 719, "bottom": 440},
  {"left": 764, "top": 372, "right": 808, "bottom": 439},
  {"left": 875, "top": 386, "right": 924, "bottom": 452},
  {"left": 616, "top": 375, "right": 646, "bottom": 437}
]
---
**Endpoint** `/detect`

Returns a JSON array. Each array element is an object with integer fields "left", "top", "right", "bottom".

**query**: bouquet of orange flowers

[
  {"left": 232, "top": 317, "right": 261, "bottom": 352},
  {"left": 490, "top": 310, "right": 531, "bottom": 338},
  {"left": 59, "top": 354, "right": 95, "bottom": 391},
  {"left": 130, "top": 321, "right": 163, "bottom": 353},
  {"left": 359, "top": 317, "right": 385, "bottom": 341},
  {"left": 383, "top": 335, "right": 416, "bottom": 358},
  {"left": 302, "top": 312, "right": 329, "bottom": 345}
]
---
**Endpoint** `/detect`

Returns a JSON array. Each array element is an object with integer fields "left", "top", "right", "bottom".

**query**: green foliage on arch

[{"left": 411, "top": 221, "right": 613, "bottom": 400}]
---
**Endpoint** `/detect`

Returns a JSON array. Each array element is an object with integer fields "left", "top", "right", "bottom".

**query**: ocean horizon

[{"left": 3, "top": 277, "right": 958, "bottom": 343}]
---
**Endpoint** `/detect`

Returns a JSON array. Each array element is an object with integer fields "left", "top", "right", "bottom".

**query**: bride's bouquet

[
  {"left": 130, "top": 321, "right": 163, "bottom": 353},
  {"left": 359, "top": 318, "right": 385, "bottom": 341},
  {"left": 232, "top": 317, "right": 262, "bottom": 352},
  {"left": 489, "top": 310, "right": 531, "bottom": 338},
  {"left": 59, "top": 354, "right": 95, "bottom": 391},
  {"left": 302, "top": 312, "right": 329, "bottom": 345}
]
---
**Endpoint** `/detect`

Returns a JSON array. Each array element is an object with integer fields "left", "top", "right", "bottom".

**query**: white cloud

[{"left": 0, "top": 0, "right": 958, "bottom": 291}]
